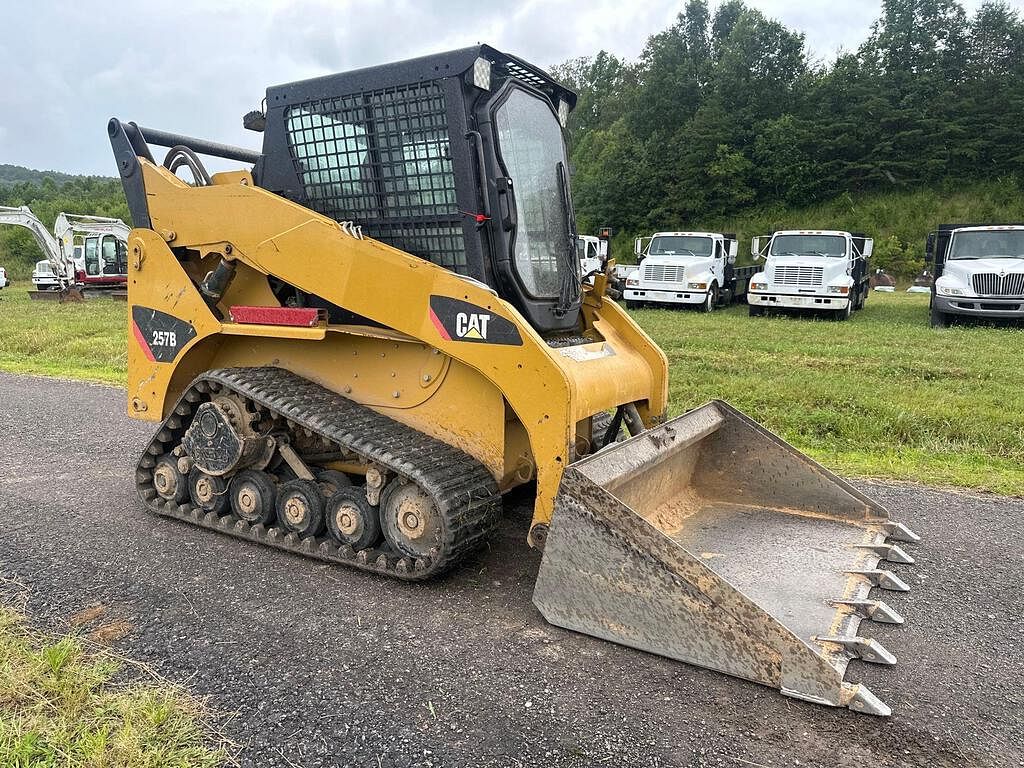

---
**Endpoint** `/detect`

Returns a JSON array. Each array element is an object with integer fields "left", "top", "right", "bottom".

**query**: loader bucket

[
  {"left": 534, "top": 401, "right": 919, "bottom": 716},
  {"left": 27, "top": 288, "right": 84, "bottom": 303}
]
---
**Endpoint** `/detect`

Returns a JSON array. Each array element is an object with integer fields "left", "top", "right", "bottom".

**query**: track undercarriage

[{"left": 137, "top": 367, "right": 502, "bottom": 580}]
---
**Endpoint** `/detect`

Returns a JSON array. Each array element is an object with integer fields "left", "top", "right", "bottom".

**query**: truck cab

[
  {"left": 576, "top": 234, "right": 607, "bottom": 280},
  {"left": 747, "top": 230, "right": 872, "bottom": 320},
  {"left": 927, "top": 224, "right": 1024, "bottom": 327},
  {"left": 622, "top": 231, "right": 747, "bottom": 312},
  {"left": 31, "top": 260, "right": 63, "bottom": 290}
]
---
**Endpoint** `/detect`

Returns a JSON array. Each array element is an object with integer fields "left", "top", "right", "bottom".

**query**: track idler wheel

[
  {"left": 229, "top": 469, "right": 277, "bottom": 525},
  {"left": 326, "top": 487, "right": 381, "bottom": 550},
  {"left": 188, "top": 468, "right": 229, "bottom": 514},
  {"left": 379, "top": 480, "right": 442, "bottom": 559},
  {"left": 153, "top": 455, "right": 188, "bottom": 504},
  {"left": 277, "top": 479, "right": 326, "bottom": 537}
]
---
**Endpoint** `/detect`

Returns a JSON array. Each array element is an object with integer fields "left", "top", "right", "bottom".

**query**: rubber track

[{"left": 135, "top": 366, "right": 502, "bottom": 581}]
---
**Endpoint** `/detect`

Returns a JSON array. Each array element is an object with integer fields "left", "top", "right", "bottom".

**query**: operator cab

[{"left": 255, "top": 45, "right": 582, "bottom": 336}]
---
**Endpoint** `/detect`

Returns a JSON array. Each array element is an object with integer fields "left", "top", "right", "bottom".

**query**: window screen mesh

[{"left": 285, "top": 82, "right": 467, "bottom": 273}]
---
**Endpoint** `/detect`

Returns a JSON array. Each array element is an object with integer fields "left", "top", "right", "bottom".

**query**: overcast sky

[{"left": 0, "top": 0, "right": 1001, "bottom": 175}]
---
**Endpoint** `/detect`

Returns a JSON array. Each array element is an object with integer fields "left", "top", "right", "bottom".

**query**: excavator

[
  {"left": 108, "top": 45, "right": 918, "bottom": 716},
  {"left": 0, "top": 205, "right": 130, "bottom": 300}
]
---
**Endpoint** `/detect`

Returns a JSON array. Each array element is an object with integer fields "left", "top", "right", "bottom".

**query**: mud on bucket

[{"left": 533, "top": 400, "right": 919, "bottom": 716}]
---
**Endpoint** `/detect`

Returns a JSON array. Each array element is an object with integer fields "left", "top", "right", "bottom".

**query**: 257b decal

[
  {"left": 150, "top": 330, "right": 178, "bottom": 348},
  {"left": 131, "top": 306, "right": 197, "bottom": 363},
  {"left": 428, "top": 296, "right": 522, "bottom": 346}
]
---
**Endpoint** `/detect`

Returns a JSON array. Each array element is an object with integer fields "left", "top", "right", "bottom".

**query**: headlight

[
  {"left": 687, "top": 282, "right": 707, "bottom": 290},
  {"left": 827, "top": 285, "right": 850, "bottom": 294},
  {"left": 626, "top": 278, "right": 639, "bottom": 287},
  {"left": 750, "top": 282, "right": 768, "bottom": 291},
  {"left": 937, "top": 284, "right": 963, "bottom": 296}
]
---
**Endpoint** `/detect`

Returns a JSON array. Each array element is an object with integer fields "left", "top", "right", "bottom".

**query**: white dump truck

[
  {"left": 927, "top": 224, "right": 1024, "bottom": 327},
  {"left": 747, "top": 230, "right": 873, "bottom": 320},
  {"left": 622, "top": 231, "right": 755, "bottom": 311}
]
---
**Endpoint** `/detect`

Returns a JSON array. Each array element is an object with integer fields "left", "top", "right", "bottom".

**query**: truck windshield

[
  {"left": 770, "top": 235, "right": 846, "bottom": 258},
  {"left": 495, "top": 89, "right": 578, "bottom": 300},
  {"left": 649, "top": 236, "right": 712, "bottom": 257},
  {"left": 949, "top": 230, "right": 1024, "bottom": 259}
]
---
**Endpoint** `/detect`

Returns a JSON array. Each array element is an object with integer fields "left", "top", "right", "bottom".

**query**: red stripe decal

[
  {"left": 131, "top": 319, "right": 156, "bottom": 362},
  {"left": 429, "top": 308, "right": 451, "bottom": 341}
]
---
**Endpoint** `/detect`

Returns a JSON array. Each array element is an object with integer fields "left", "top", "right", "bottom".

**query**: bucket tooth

[
  {"left": 815, "top": 636, "right": 897, "bottom": 665},
  {"left": 854, "top": 542, "right": 914, "bottom": 564},
  {"left": 841, "top": 683, "right": 892, "bottom": 717},
  {"left": 881, "top": 520, "right": 920, "bottom": 543},
  {"left": 536, "top": 400, "right": 916, "bottom": 715},
  {"left": 846, "top": 568, "right": 911, "bottom": 592},
  {"left": 829, "top": 598, "right": 905, "bottom": 624}
]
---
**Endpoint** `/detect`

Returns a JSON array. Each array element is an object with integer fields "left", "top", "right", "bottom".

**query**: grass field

[
  {"left": 0, "top": 605, "right": 227, "bottom": 767},
  {"left": 1, "top": 282, "right": 1021, "bottom": 495},
  {"left": 0, "top": 282, "right": 125, "bottom": 384},
  {"left": 641, "top": 292, "right": 1024, "bottom": 495}
]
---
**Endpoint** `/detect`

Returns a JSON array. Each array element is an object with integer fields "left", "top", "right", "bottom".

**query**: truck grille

[
  {"left": 772, "top": 265, "right": 823, "bottom": 287},
  {"left": 643, "top": 264, "right": 685, "bottom": 283},
  {"left": 972, "top": 273, "right": 1024, "bottom": 296}
]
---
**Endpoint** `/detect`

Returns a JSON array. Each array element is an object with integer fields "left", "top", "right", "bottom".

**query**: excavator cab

[{"left": 254, "top": 46, "right": 582, "bottom": 335}]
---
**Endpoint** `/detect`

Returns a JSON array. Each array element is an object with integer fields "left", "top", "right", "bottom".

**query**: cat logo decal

[{"left": 428, "top": 296, "right": 522, "bottom": 346}]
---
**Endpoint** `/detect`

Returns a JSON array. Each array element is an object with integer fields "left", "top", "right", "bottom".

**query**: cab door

[
  {"left": 83, "top": 237, "right": 101, "bottom": 279},
  {"left": 100, "top": 235, "right": 127, "bottom": 278}
]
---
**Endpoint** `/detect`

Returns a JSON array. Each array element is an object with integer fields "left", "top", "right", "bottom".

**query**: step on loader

[{"left": 108, "top": 45, "right": 917, "bottom": 716}]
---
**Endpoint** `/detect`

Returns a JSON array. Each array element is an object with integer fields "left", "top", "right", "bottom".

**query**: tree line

[{"left": 554, "top": 0, "right": 1024, "bottom": 271}]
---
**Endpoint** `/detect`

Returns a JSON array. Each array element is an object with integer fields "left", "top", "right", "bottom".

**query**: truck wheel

[
  {"left": 833, "top": 302, "right": 852, "bottom": 321},
  {"left": 930, "top": 304, "right": 949, "bottom": 328},
  {"left": 748, "top": 304, "right": 765, "bottom": 317},
  {"left": 702, "top": 285, "right": 719, "bottom": 313}
]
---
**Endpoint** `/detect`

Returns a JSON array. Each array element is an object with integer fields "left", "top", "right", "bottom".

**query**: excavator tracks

[{"left": 135, "top": 367, "right": 502, "bottom": 580}]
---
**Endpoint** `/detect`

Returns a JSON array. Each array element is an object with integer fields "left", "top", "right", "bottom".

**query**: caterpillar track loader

[{"left": 109, "top": 45, "right": 918, "bottom": 716}]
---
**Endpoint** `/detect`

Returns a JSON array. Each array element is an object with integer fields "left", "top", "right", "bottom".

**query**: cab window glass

[
  {"left": 85, "top": 238, "right": 100, "bottom": 275},
  {"left": 101, "top": 236, "right": 120, "bottom": 275}
]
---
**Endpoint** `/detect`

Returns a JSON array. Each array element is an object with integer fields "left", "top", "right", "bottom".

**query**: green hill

[{"left": 0, "top": 164, "right": 113, "bottom": 187}]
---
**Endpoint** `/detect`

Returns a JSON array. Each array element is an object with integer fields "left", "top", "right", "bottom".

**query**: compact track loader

[{"left": 109, "top": 45, "right": 917, "bottom": 716}]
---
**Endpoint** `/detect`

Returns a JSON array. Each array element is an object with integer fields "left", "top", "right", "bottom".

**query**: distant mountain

[{"left": 0, "top": 164, "right": 114, "bottom": 187}]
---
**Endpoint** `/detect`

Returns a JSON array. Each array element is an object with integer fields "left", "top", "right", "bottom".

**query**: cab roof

[
  {"left": 772, "top": 230, "right": 854, "bottom": 237},
  {"left": 649, "top": 231, "right": 733, "bottom": 239}
]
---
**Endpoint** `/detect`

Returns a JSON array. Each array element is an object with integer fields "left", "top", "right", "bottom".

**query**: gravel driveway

[{"left": 0, "top": 372, "right": 1020, "bottom": 767}]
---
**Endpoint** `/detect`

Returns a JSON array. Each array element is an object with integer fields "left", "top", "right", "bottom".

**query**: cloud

[{"left": 0, "top": 0, "right": 993, "bottom": 175}]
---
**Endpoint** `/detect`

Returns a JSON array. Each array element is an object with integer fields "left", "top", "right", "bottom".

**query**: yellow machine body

[{"left": 126, "top": 162, "right": 667, "bottom": 541}]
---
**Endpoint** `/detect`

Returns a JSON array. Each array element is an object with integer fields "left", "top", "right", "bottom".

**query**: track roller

[
  {"left": 229, "top": 469, "right": 277, "bottom": 524},
  {"left": 316, "top": 469, "right": 353, "bottom": 497},
  {"left": 277, "top": 478, "right": 326, "bottom": 537},
  {"left": 153, "top": 455, "right": 189, "bottom": 503},
  {"left": 188, "top": 467, "right": 229, "bottom": 513},
  {"left": 326, "top": 487, "right": 381, "bottom": 550}
]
